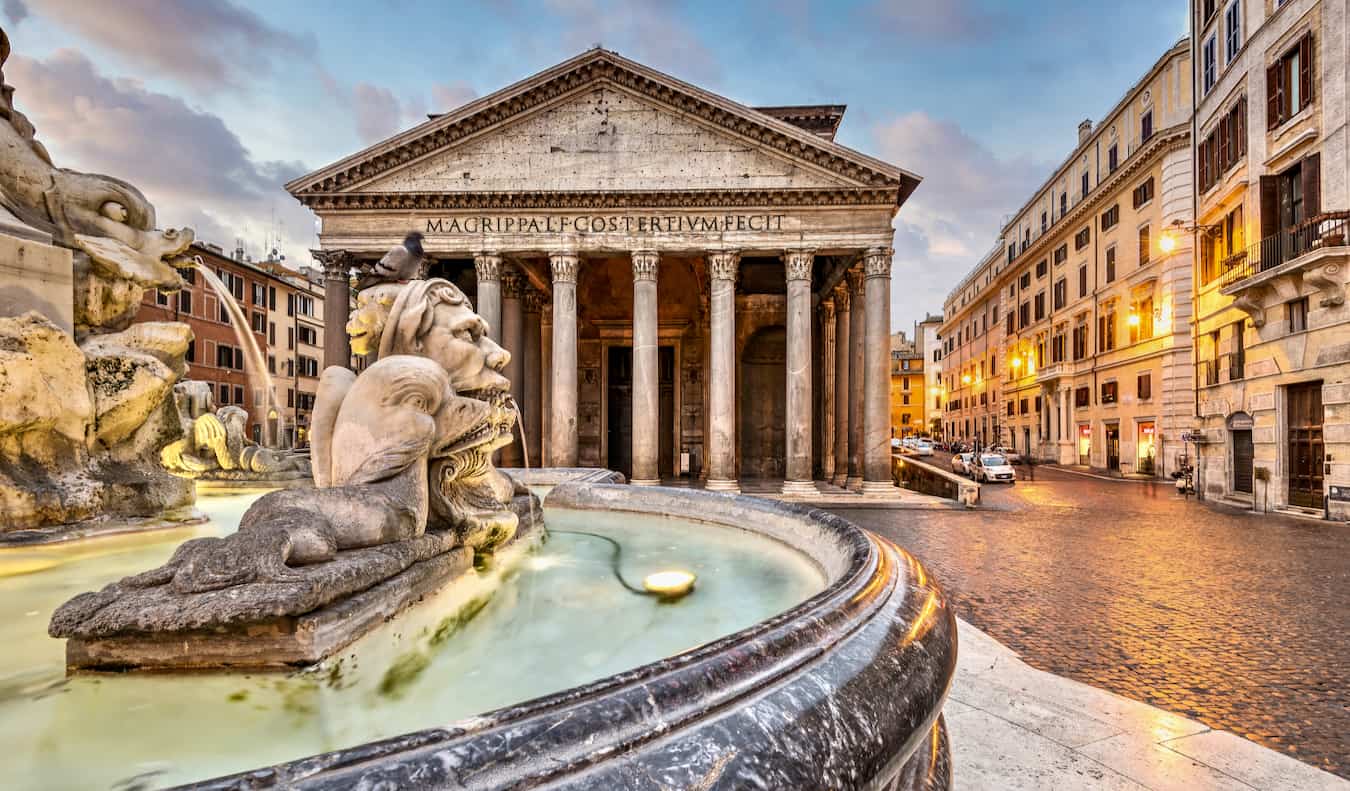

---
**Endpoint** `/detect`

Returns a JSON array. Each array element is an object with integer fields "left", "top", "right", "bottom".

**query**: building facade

[
  {"left": 916, "top": 314, "right": 944, "bottom": 436},
  {"left": 890, "top": 340, "right": 925, "bottom": 437},
  {"left": 1191, "top": 0, "right": 1349, "bottom": 516},
  {"left": 942, "top": 41, "right": 1196, "bottom": 477},
  {"left": 290, "top": 49, "right": 921, "bottom": 494}
]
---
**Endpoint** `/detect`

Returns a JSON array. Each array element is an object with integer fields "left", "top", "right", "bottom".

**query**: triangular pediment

[{"left": 287, "top": 49, "right": 920, "bottom": 206}]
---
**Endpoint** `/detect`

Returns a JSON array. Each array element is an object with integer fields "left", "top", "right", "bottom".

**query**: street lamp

[
  {"left": 1127, "top": 312, "right": 1141, "bottom": 327},
  {"left": 1010, "top": 357, "right": 1022, "bottom": 370},
  {"left": 1160, "top": 218, "right": 1223, "bottom": 254},
  {"left": 961, "top": 374, "right": 972, "bottom": 385}
]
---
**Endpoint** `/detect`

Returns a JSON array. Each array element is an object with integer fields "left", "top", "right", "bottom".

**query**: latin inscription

[{"left": 424, "top": 214, "right": 787, "bottom": 235}]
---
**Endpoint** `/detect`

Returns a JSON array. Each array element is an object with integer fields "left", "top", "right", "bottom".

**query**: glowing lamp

[
  {"left": 643, "top": 570, "right": 696, "bottom": 599},
  {"left": 1127, "top": 313, "right": 1141, "bottom": 327},
  {"left": 961, "top": 374, "right": 972, "bottom": 384},
  {"left": 1159, "top": 232, "right": 1178, "bottom": 254},
  {"left": 1010, "top": 357, "right": 1022, "bottom": 369}
]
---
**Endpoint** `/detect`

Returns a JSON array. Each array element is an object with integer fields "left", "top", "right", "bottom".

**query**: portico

[{"left": 289, "top": 48, "right": 919, "bottom": 493}]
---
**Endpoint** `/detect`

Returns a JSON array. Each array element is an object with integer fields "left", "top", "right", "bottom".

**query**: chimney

[{"left": 1078, "top": 119, "right": 1093, "bottom": 145}]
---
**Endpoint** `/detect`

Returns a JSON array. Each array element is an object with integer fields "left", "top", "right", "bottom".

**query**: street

[{"left": 831, "top": 453, "right": 1350, "bottom": 778}]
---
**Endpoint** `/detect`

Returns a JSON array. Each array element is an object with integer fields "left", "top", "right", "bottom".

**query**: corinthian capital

[
  {"left": 821, "top": 298, "right": 836, "bottom": 321},
  {"left": 474, "top": 252, "right": 502, "bottom": 282},
  {"left": 846, "top": 267, "right": 865, "bottom": 296},
  {"left": 501, "top": 265, "right": 525, "bottom": 299},
  {"left": 311, "top": 248, "right": 354, "bottom": 279},
  {"left": 708, "top": 250, "right": 740, "bottom": 283},
  {"left": 550, "top": 252, "right": 580, "bottom": 284},
  {"left": 783, "top": 249, "right": 815, "bottom": 282},
  {"left": 833, "top": 282, "right": 850, "bottom": 310},
  {"left": 863, "top": 247, "right": 894, "bottom": 279},
  {"left": 631, "top": 250, "right": 659, "bottom": 282}
]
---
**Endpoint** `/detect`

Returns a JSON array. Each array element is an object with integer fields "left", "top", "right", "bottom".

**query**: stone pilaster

[
  {"left": 550, "top": 253, "right": 580, "bottom": 467},
  {"left": 522, "top": 291, "right": 543, "bottom": 468},
  {"left": 820, "top": 298, "right": 837, "bottom": 484},
  {"left": 705, "top": 251, "right": 740, "bottom": 492},
  {"left": 833, "top": 282, "right": 851, "bottom": 487},
  {"left": 474, "top": 252, "right": 503, "bottom": 343},
  {"left": 782, "top": 249, "right": 817, "bottom": 495},
  {"left": 861, "top": 247, "right": 895, "bottom": 493},
  {"left": 312, "top": 249, "right": 354, "bottom": 370},
  {"left": 847, "top": 268, "right": 865, "bottom": 489},
  {"left": 631, "top": 250, "right": 660, "bottom": 485}
]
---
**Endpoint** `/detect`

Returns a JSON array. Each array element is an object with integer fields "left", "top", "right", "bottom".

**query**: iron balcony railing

[{"left": 1219, "top": 212, "right": 1350, "bottom": 289}]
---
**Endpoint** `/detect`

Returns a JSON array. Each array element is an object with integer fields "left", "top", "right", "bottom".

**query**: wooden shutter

[
  {"left": 1267, "top": 63, "right": 1282, "bottom": 129},
  {"left": 1218, "top": 118, "right": 1230, "bottom": 173},
  {"left": 1198, "top": 140, "right": 1209, "bottom": 192},
  {"left": 1259, "top": 175, "right": 1280, "bottom": 237},
  {"left": 1302, "top": 152, "right": 1321, "bottom": 218},
  {"left": 1236, "top": 97, "right": 1247, "bottom": 157},
  {"left": 1299, "top": 34, "right": 1313, "bottom": 109}
]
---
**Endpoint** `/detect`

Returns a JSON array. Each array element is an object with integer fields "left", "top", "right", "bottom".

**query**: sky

[{"left": 2, "top": 0, "right": 1189, "bottom": 330}]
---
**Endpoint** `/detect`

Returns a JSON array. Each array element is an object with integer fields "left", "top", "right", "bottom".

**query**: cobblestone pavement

[{"left": 829, "top": 456, "right": 1350, "bottom": 778}]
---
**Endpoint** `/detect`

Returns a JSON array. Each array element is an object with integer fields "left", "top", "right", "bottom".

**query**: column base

[
  {"left": 630, "top": 479, "right": 661, "bottom": 487},
  {"left": 831, "top": 474, "right": 849, "bottom": 487},
  {"left": 704, "top": 478, "right": 741, "bottom": 494},
  {"left": 845, "top": 476, "right": 864, "bottom": 491},
  {"left": 781, "top": 479, "right": 820, "bottom": 496},
  {"left": 861, "top": 480, "right": 898, "bottom": 496}
]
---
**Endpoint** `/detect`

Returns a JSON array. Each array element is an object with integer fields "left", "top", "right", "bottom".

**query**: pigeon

[{"left": 363, "top": 231, "right": 425, "bottom": 286}]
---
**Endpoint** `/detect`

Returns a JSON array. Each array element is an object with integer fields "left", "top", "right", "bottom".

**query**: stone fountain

[{"left": 0, "top": 28, "right": 196, "bottom": 541}]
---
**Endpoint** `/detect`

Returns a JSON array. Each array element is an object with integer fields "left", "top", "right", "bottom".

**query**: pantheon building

[{"left": 289, "top": 49, "right": 921, "bottom": 494}]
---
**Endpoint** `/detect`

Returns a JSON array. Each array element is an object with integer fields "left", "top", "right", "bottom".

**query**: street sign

[
  {"left": 1331, "top": 485, "right": 1350, "bottom": 503},
  {"left": 1180, "top": 431, "right": 1208, "bottom": 443}
]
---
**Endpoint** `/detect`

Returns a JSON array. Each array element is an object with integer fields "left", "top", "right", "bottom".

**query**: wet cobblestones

[{"left": 831, "top": 461, "right": 1350, "bottom": 778}]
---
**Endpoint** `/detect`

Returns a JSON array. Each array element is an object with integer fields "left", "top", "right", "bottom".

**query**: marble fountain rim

[{"left": 184, "top": 481, "right": 957, "bottom": 791}]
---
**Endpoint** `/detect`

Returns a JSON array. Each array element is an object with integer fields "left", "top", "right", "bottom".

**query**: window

[
  {"left": 1199, "top": 97, "right": 1248, "bottom": 193},
  {"left": 1034, "top": 292, "right": 1046, "bottom": 321},
  {"left": 288, "top": 327, "right": 295, "bottom": 350},
  {"left": 1101, "top": 381, "right": 1119, "bottom": 404},
  {"left": 267, "top": 355, "right": 276, "bottom": 374},
  {"left": 1132, "top": 177, "right": 1154, "bottom": 209},
  {"left": 1007, "top": 244, "right": 1016, "bottom": 264},
  {"left": 252, "top": 283, "right": 266, "bottom": 307},
  {"left": 1081, "top": 171, "right": 1089, "bottom": 199},
  {"left": 1078, "top": 264, "right": 1088, "bottom": 297},
  {"left": 296, "top": 294, "right": 315, "bottom": 317},
  {"left": 1053, "top": 245, "right": 1068, "bottom": 266},
  {"left": 1051, "top": 332, "right": 1066, "bottom": 363},
  {"left": 287, "top": 388, "right": 295, "bottom": 408},
  {"left": 1141, "top": 109, "right": 1153, "bottom": 142},
  {"left": 1202, "top": 0, "right": 1217, "bottom": 21},
  {"left": 219, "top": 300, "right": 230, "bottom": 323},
  {"left": 1053, "top": 278, "right": 1067, "bottom": 310},
  {"left": 1202, "top": 204, "right": 1246, "bottom": 285},
  {"left": 185, "top": 340, "right": 195, "bottom": 363},
  {"left": 155, "top": 289, "right": 169, "bottom": 306},
  {"left": 1072, "top": 323, "right": 1088, "bottom": 359},
  {"left": 250, "top": 311, "right": 265, "bottom": 334},
  {"left": 1075, "top": 386, "right": 1090, "bottom": 407},
  {"left": 269, "top": 286, "right": 276, "bottom": 311},
  {"left": 1036, "top": 259, "right": 1048, "bottom": 278},
  {"left": 1074, "top": 226, "right": 1091, "bottom": 250},
  {"left": 1020, "top": 272, "right": 1031, "bottom": 290},
  {"left": 1225, "top": 0, "right": 1241, "bottom": 62},
  {"left": 268, "top": 322, "right": 276, "bottom": 346},
  {"left": 1007, "top": 401, "right": 1015, "bottom": 417},
  {"left": 298, "top": 325, "right": 318, "bottom": 346},
  {"left": 1098, "top": 307, "right": 1116, "bottom": 351},
  {"left": 1288, "top": 296, "right": 1309, "bottom": 332},
  {"left": 1060, "top": 191, "right": 1067, "bottom": 217},
  {"left": 1105, "top": 246, "right": 1117, "bottom": 282},
  {"left": 1138, "top": 225, "right": 1151, "bottom": 266},
  {"left": 216, "top": 344, "right": 233, "bottom": 369},
  {"left": 1137, "top": 372, "right": 1152, "bottom": 400},
  {"left": 1203, "top": 34, "right": 1217, "bottom": 95},
  {"left": 1006, "top": 311, "right": 1015, "bottom": 335},
  {"left": 1101, "top": 204, "right": 1119, "bottom": 231},
  {"left": 287, "top": 293, "right": 295, "bottom": 316},
  {"left": 1108, "top": 143, "right": 1119, "bottom": 173},
  {"left": 1267, "top": 34, "right": 1314, "bottom": 129},
  {"left": 298, "top": 355, "right": 320, "bottom": 378},
  {"left": 1230, "top": 321, "right": 1245, "bottom": 380},
  {"left": 1019, "top": 398, "right": 1029, "bottom": 415},
  {"left": 1018, "top": 301, "right": 1030, "bottom": 329},
  {"left": 219, "top": 384, "right": 229, "bottom": 404},
  {"left": 234, "top": 386, "right": 244, "bottom": 406},
  {"left": 902, "top": 393, "right": 910, "bottom": 405},
  {"left": 1131, "top": 296, "right": 1154, "bottom": 342},
  {"left": 178, "top": 290, "right": 192, "bottom": 315}
]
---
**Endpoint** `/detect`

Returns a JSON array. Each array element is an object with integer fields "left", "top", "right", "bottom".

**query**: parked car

[
  {"left": 913, "top": 439, "right": 934, "bottom": 457},
  {"left": 991, "top": 446, "right": 1023, "bottom": 465},
  {"left": 891, "top": 437, "right": 902, "bottom": 449},
  {"left": 951, "top": 452, "right": 974, "bottom": 476},
  {"left": 972, "top": 453, "right": 1017, "bottom": 483}
]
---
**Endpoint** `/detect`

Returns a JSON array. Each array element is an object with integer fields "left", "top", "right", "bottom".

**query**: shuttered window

[{"left": 1267, "top": 33, "right": 1314, "bottom": 130}]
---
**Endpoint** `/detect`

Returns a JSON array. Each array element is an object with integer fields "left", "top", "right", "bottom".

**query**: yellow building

[{"left": 890, "top": 346, "right": 926, "bottom": 437}]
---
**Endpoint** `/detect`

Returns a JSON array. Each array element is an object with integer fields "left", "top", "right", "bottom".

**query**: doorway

[
  {"left": 1105, "top": 424, "right": 1120, "bottom": 471},
  {"left": 1232, "top": 429, "right": 1254, "bottom": 494},
  {"left": 1136, "top": 421, "right": 1156, "bottom": 475},
  {"left": 739, "top": 327, "right": 786, "bottom": 479},
  {"left": 1287, "top": 381, "right": 1324, "bottom": 508},
  {"left": 606, "top": 345, "right": 675, "bottom": 481}
]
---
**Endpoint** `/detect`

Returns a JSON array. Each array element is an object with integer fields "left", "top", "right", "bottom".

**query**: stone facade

[
  {"left": 941, "top": 41, "right": 1195, "bottom": 478},
  {"left": 289, "top": 49, "right": 920, "bottom": 493},
  {"left": 1191, "top": 0, "right": 1350, "bottom": 516}
]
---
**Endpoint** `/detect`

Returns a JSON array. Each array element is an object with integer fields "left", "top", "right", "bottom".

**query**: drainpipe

[{"left": 1189, "top": 16, "right": 1204, "bottom": 500}]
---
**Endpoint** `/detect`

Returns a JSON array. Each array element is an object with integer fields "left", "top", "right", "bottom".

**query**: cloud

[
  {"left": 8, "top": 48, "right": 316, "bottom": 263},
  {"left": 866, "top": 0, "right": 1005, "bottom": 41},
  {"left": 870, "top": 111, "right": 1047, "bottom": 322},
  {"left": 542, "top": 0, "right": 721, "bottom": 84},
  {"left": 27, "top": 0, "right": 316, "bottom": 92},
  {"left": 3, "top": 0, "right": 28, "bottom": 26},
  {"left": 432, "top": 80, "right": 478, "bottom": 113},
  {"left": 346, "top": 79, "right": 480, "bottom": 145}
]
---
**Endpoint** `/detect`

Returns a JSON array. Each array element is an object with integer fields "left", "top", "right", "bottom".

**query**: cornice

[
  {"left": 295, "top": 188, "right": 901, "bottom": 212},
  {"left": 286, "top": 50, "right": 918, "bottom": 202}
]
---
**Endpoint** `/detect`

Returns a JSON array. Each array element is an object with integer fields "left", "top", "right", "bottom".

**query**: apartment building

[
  {"left": 917, "top": 314, "right": 944, "bottom": 436},
  {"left": 890, "top": 331, "right": 925, "bottom": 437},
  {"left": 943, "top": 41, "right": 1196, "bottom": 477},
  {"left": 1191, "top": 0, "right": 1349, "bottom": 516}
]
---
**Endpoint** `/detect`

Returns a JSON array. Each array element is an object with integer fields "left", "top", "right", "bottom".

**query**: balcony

[{"left": 1220, "top": 213, "right": 1350, "bottom": 326}]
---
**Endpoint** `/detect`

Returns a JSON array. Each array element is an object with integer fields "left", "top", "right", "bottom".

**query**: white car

[
  {"left": 913, "top": 440, "right": 934, "bottom": 457},
  {"left": 951, "top": 453, "right": 974, "bottom": 475},
  {"left": 972, "top": 453, "right": 1017, "bottom": 483}
]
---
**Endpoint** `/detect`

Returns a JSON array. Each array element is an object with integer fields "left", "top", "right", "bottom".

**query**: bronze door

[
  {"left": 606, "top": 347, "right": 633, "bottom": 480},
  {"left": 1287, "top": 382, "right": 1324, "bottom": 508}
]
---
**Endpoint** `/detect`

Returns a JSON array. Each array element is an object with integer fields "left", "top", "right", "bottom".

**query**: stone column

[
  {"left": 861, "top": 247, "right": 895, "bottom": 493},
  {"left": 847, "top": 268, "right": 866, "bottom": 490},
  {"left": 540, "top": 298, "right": 552, "bottom": 465},
  {"left": 312, "top": 249, "right": 354, "bottom": 370},
  {"left": 832, "top": 283, "right": 851, "bottom": 487},
  {"left": 630, "top": 250, "right": 661, "bottom": 485},
  {"left": 474, "top": 253, "right": 503, "bottom": 343},
  {"left": 705, "top": 251, "right": 740, "bottom": 492},
  {"left": 782, "top": 250, "right": 817, "bottom": 495},
  {"left": 820, "top": 298, "right": 837, "bottom": 484},
  {"left": 523, "top": 291, "right": 543, "bottom": 468},
  {"left": 500, "top": 266, "right": 525, "bottom": 467},
  {"left": 550, "top": 252, "right": 580, "bottom": 467}
]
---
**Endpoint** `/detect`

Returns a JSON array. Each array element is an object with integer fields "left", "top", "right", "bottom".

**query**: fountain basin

[{"left": 190, "top": 481, "right": 956, "bottom": 790}]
